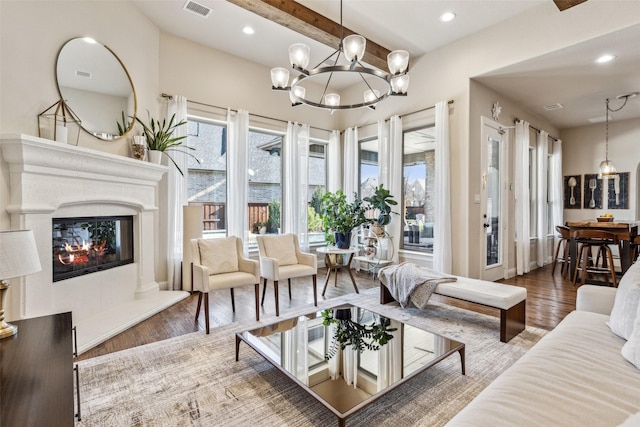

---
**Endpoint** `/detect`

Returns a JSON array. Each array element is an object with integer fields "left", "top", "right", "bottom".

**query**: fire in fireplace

[{"left": 52, "top": 216, "right": 134, "bottom": 282}]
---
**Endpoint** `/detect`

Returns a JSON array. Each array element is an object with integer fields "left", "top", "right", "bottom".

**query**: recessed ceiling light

[
  {"left": 595, "top": 54, "right": 616, "bottom": 63},
  {"left": 242, "top": 26, "right": 255, "bottom": 35},
  {"left": 439, "top": 11, "right": 456, "bottom": 22}
]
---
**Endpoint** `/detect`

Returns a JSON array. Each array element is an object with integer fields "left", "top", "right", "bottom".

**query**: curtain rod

[
  {"left": 514, "top": 118, "right": 560, "bottom": 142},
  {"left": 357, "top": 99, "right": 454, "bottom": 129},
  {"left": 161, "top": 93, "right": 333, "bottom": 133}
]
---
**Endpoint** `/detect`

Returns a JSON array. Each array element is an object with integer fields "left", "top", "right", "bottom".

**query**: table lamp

[{"left": 0, "top": 230, "right": 42, "bottom": 339}]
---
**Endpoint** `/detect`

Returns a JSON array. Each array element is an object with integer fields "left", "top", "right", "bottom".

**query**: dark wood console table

[{"left": 0, "top": 312, "right": 75, "bottom": 427}]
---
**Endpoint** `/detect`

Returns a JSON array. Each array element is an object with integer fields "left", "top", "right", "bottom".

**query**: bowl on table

[{"left": 597, "top": 217, "right": 614, "bottom": 222}]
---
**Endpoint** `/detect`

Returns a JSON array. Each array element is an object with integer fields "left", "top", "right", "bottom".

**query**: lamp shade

[
  {"left": 387, "top": 50, "right": 409, "bottom": 74},
  {"left": 290, "top": 86, "right": 306, "bottom": 103},
  {"left": 324, "top": 93, "right": 340, "bottom": 107},
  {"left": 390, "top": 75, "right": 410, "bottom": 94},
  {"left": 0, "top": 230, "right": 42, "bottom": 280},
  {"left": 289, "top": 43, "right": 311, "bottom": 70},
  {"left": 343, "top": 34, "right": 366, "bottom": 62},
  {"left": 270, "top": 68, "right": 290, "bottom": 88},
  {"left": 364, "top": 89, "right": 380, "bottom": 104},
  {"left": 599, "top": 159, "right": 617, "bottom": 178}
]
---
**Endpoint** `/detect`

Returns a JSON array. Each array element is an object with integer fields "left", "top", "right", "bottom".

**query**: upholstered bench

[{"left": 380, "top": 275, "right": 527, "bottom": 342}]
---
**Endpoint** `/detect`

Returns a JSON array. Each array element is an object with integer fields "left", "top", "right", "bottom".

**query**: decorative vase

[
  {"left": 130, "top": 136, "right": 147, "bottom": 160},
  {"left": 148, "top": 150, "right": 163, "bottom": 164},
  {"left": 334, "top": 231, "right": 352, "bottom": 249}
]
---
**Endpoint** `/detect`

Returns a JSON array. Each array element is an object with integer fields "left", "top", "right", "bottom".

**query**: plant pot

[
  {"left": 334, "top": 231, "right": 352, "bottom": 249},
  {"left": 148, "top": 150, "right": 163, "bottom": 164}
]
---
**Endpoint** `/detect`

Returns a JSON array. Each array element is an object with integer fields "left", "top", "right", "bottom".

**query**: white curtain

[
  {"left": 343, "top": 127, "right": 359, "bottom": 201},
  {"left": 227, "top": 109, "right": 250, "bottom": 255},
  {"left": 377, "top": 320, "right": 402, "bottom": 390},
  {"left": 166, "top": 95, "right": 188, "bottom": 290},
  {"left": 550, "top": 139, "right": 564, "bottom": 239},
  {"left": 378, "top": 120, "right": 389, "bottom": 187},
  {"left": 536, "top": 130, "right": 549, "bottom": 267},
  {"left": 342, "top": 307, "right": 359, "bottom": 388},
  {"left": 434, "top": 100, "right": 452, "bottom": 273},
  {"left": 387, "top": 116, "right": 403, "bottom": 263},
  {"left": 515, "top": 120, "right": 531, "bottom": 275},
  {"left": 283, "top": 317, "right": 309, "bottom": 386},
  {"left": 283, "top": 122, "right": 310, "bottom": 250},
  {"left": 327, "top": 130, "right": 341, "bottom": 193}
]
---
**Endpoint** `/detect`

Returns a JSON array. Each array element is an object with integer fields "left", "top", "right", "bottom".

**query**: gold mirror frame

[{"left": 56, "top": 38, "right": 137, "bottom": 141}]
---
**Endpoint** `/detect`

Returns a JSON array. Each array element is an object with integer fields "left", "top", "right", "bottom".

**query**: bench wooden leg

[
  {"left": 380, "top": 282, "right": 395, "bottom": 304},
  {"left": 500, "top": 299, "right": 526, "bottom": 343}
]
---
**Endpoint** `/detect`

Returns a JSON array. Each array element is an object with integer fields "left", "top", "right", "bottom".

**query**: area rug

[{"left": 77, "top": 288, "right": 547, "bottom": 426}]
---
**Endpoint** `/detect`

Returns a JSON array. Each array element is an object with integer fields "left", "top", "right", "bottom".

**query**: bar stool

[
  {"left": 551, "top": 225, "right": 571, "bottom": 277},
  {"left": 572, "top": 230, "right": 619, "bottom": 287}
]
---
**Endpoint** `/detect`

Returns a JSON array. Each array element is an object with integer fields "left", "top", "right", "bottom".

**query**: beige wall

[{"left": 1, "top": 0, "right": 639, "bottom": 283}]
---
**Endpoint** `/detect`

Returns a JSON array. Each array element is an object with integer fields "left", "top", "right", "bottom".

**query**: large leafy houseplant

[
  {"left": 363, "top": 184, "right": 398, "bottom": 227},
  {"left": 319, "top": 190, "right": 368, "bottom": 247},
  {"left": 134, "top": 112, "right": 199, "bottom": 176}
]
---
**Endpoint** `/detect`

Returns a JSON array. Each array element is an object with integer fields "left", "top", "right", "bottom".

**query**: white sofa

[{"left": 445, "top": 282, "right": 640, "bottom": 426}]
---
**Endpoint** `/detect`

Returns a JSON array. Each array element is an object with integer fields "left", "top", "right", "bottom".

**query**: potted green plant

[
  {"left": 322, "top": 308, "right": 396, "bottom": 360},
  {"left": 363, "top": 184, "right": 398, "bottom": 236},
  {"left": 133, "top": 111, "right": 199, "bottom": 175},
  {"left": 320, "top": 190, "right": 368, "bottom": 248}
]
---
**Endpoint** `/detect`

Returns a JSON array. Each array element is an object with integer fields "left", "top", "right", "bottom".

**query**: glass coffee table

[{"left": 236, "top": 303, "right": 465, "bottom": 426}]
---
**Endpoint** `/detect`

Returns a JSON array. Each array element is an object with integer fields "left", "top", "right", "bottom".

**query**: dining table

[{"left": 565, "top": 220, "right": 639, "bottom": 283}]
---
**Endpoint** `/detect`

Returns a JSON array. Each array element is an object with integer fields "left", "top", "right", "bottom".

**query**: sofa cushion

[
  {"left": 622, "top": 301, "right": 640, "bottom": 370},
  {"left": 262, "top": 235, "right": 298, "bottom": 266},
  {"left": 198, "top": 237, "right": 238, "bottom": 275},
  {"left": 609, "top": 261, "right": 640, "bottom": 340}
]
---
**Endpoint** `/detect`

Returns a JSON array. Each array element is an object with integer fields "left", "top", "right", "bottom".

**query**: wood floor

[{"left": 77, "top": 263, "right": 577, "bottom": 361}]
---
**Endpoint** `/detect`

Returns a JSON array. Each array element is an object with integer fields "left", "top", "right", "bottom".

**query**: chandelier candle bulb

[
  {"left": 325, "top": 93, "right": 340, "bottom": 107},
  {"left": 343, "top": 34, "right": 366, "bottom": 62},
  {"left": 391, "top": 74, "right": 410, "bottom": 94},
  {"left": 387, "top": 50, "right": 410, "bottom": 74},
  {"left": 289, "top": 43, "right": 310, "bottom": 70},
  {"left": 270, "top": 67, "right": 290, "bottom": 88},
  {"left": 290, "top": 86, "right": 306, "bottom": 104}
]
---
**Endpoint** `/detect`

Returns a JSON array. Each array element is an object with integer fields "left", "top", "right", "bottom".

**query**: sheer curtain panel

[
  {"left": 167, "top": 95, "right": 188, "bottom": 290},
  {"left": 327, "top": 130, "right": 341, "bottom": 193},
  {"left": 434, "top": 100, "right": 452, "bottom": 273},
  {"left": 227, "top": 109, "right": 250, "bottom": 255},
  {"left": 343, "top": 127, "right": 359, "bottom": 201},
  {"left": 283, "top": 122, "right": 310, "bottom": 250},
  {"left": 515, "top": 120, "right": 531, "bottom": 275},
  {"left": 536, "top": 130, "right": 549, "bottom": 267}
]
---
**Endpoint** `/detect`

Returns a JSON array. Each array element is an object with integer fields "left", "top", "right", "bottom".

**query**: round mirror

[{"left": 56, "top": 38, "right": 137, "bottom": 141}]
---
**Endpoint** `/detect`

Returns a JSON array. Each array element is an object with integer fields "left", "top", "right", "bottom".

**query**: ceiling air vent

[
  {"left": 75, "top": 70, "right": 92, "bottom": 78},
  {"left": 543, "top": 103, "right": 564, "bottom": 111},
  {"left": 183, "top": 0, "right": 212, "bottom": 18}
]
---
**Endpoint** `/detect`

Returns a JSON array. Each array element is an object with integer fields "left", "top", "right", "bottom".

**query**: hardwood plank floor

[{"left": 77, "top": 263, "right": 577, "bottom": 361}]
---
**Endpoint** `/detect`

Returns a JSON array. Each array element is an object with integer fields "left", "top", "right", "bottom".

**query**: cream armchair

[
  {"left": 191, "top": 236, "right": 260, "bottom": 333},
  {"left": 257, "top": 233, "right": 317, "bottom": 316}
]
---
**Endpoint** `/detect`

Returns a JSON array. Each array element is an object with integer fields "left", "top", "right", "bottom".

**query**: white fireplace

[{"left": 0, "top": 134, "right": 188, "bottom": 353}]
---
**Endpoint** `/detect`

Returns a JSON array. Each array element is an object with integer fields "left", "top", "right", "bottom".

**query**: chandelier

[
  {"left": 269, "top": 0, "right": 410, "bottom": 112},
  {"left": 599, "top": 92, "right": 637, "bottom": 178}
]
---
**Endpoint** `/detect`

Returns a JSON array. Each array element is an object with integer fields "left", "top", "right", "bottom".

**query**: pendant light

[{"left": 599, "top": 92, "right": 638, "bottom": 178}]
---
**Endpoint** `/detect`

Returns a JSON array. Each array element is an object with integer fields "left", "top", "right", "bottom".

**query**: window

[
  {"left": 248, "top": 129, "right": 282, "bottom": 247},
  {"left": 529, "top": 147, "right": 537, "bottom": 238},
  {"left": 187, "top": 118, "right": 227, "bottom": 238},
  {"left": 402, "top": 127, "right": 435, "bottom": 253},
  {"left": 308, "top": 141, "right": 327, "bottom": 244},
  {"left": 546, "top": 153, "right": 554, "bottom": 235},
  {"left": 359, "top": 138, "right": 379, "bottom": 199}
]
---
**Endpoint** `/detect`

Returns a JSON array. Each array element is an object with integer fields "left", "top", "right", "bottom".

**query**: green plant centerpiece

[
  {"left": 133, "top": 111, "right": 199, "bottom": 175},
  {"left": 322, "top": 308, "right": 396, "bottom": 360},
  {"left": 319, "top": 190, "right": 368, "bottom": 248},
  {"left": 363, "top": 184, "right": 398, "bottom": 236}
]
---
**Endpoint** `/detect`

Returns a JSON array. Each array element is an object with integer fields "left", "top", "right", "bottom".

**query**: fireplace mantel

[{"left": 0, "top": 134, "right": 188, "bottom": 353}]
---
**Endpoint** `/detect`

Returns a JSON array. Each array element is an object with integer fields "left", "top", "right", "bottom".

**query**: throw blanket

[{"left": 378, "top": 262, "right": 457, "bottom": 309}]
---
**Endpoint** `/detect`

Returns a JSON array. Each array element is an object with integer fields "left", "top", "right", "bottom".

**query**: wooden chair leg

[
  {"left": 312, "top": 274, "right": 317, "bottom": 306},
  {"left": 562, "top": 240, "right": 570, "bottom": 277},
  {"left": 261, "top": 278, "right": 268, "bottom": 306},
  {"left": 288, "top": 278, "right": 292, "bottom": 300},
  {"left": 607, "top": 248, "right": 617, "bottom": 287},
  {"left": 254, "top": 283, "right": 260, "bottom": 321},
  {"left": 230, "top": 288, "right": 235, "bottom": 312},
  {"left": 573, "top": 245, "right": 584, "bottom": 285},
  {"left": 551, "top": 239, "right": 563, "bottom": 275},
  {"left": 580, "top": 246, "right": 591, "bottom": 286},
  {"left": 274, "top": 280, "right": 280, "bottom": 316},
  {"left": 204, "top": 292, "right": 210, "bottom": 334},
  {"left": 195, "top": 291, "right": 203, "bottom": 321}
]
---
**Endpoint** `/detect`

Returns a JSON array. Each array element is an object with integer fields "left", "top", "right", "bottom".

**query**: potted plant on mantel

[
  {"left": 133, "top": 112, "right": 199, "bottom": 176},
  {"left": 320, "top": 190, "right": 368, "bottom": 249}
]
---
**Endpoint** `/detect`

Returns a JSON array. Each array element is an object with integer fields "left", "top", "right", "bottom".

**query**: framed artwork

[
  {"left": 564, "top": 175, "right": 581, "bottom": 209},
  {"left": 582, "top": 174, "right": 602, "bottom": 209},
  {"left": 607, "top": 172, "right": 629, "bottom": 209}
]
